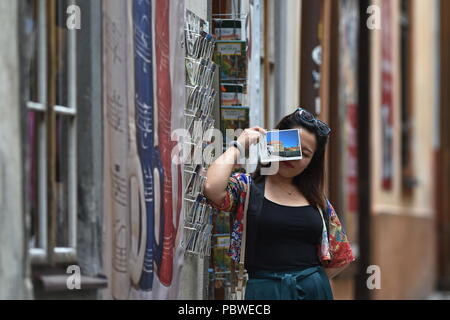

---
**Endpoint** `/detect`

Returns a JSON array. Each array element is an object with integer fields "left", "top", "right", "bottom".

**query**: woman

[{"left": 203, "top": 108, "right": 355, "bottom": 300}]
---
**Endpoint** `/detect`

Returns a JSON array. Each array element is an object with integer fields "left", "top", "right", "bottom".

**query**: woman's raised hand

[{"left": 236, "top": 126, "right": 267, "bottom": 152}]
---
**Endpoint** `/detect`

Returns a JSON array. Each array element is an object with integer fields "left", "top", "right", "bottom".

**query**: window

[{"left": 25, "top": 0, "right": 78, "bottom": 265}]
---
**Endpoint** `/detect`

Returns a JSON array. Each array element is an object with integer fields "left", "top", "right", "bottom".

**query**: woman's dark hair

[{"left": 252, "top": 110, "right": 330, "bottom": 211}]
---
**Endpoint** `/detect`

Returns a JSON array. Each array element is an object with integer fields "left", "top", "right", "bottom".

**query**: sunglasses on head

[{"left": 295, "top": 107, "right": 331, "bottom": 137}]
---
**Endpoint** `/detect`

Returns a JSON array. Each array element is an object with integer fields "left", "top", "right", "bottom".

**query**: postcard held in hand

[{"left": 259, "top": 129, "right": 303, "bottom": 163}]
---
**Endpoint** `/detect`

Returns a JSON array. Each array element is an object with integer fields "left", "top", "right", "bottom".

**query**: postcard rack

[{"left": 181, "top": 10, "right": 218, "bottom": 258}]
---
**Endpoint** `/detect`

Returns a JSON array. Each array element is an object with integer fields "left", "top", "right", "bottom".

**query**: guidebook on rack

[
  {"left": 220, "top": 106, "right": 250, "bottom": 143},
  {"left": 214, "top": 41, "right": 247, "bottom": 81}
]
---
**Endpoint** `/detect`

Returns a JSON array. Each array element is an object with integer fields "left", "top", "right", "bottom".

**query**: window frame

[{"left": 27, "top": 0, "right": 78, "bottom": 265}]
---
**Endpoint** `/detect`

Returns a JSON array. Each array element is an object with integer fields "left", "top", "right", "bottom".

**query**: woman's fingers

[
  {"left": 248, "top": 129, "right": 264, "bottom": 144},
  {"left": 237, "top": 127, "right": 267, "bottom": 150},
  {"left": 252, "top": 126, "right": 267, "bottom": 135}
]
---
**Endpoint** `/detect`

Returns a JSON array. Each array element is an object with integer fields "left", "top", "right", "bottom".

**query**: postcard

[{"left": 259, "top": 129, "right": 303, "bottom": 163}]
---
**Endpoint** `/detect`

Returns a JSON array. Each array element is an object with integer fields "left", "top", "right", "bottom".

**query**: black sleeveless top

[{"left": 245, "top": 197, "right": 323, "bottom": 272}]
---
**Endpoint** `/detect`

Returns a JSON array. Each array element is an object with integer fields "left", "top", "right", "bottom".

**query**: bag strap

[{"left": 236, "top": 175, "right": 251, "bottom": 294}]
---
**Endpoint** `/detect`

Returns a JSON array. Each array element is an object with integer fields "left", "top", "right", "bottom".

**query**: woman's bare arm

[
  {"left": 203, "top": 127, "right": 266, "bottom": 206},
  {"left": 203, "top": 147, "right": 241, "bottom": 206}
]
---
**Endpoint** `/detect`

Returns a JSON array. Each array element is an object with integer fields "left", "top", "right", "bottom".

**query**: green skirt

[{"left": 244, "top": 266, "right": 333, "bottom": 300}]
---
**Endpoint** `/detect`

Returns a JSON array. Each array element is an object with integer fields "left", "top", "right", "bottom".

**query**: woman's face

[{"left": 277, "top": 126, "right": 317, "bottom": 178}]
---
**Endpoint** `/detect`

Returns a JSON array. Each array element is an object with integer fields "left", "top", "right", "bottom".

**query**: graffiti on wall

[{"left": 103, "top": 0, "right": 186, "bottom": 300}]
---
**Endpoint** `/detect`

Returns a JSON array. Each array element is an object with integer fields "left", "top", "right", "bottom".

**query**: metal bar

[
  {"left": 30, "top": 0, "right": 49, "bottom": 263},
  {"left": 53, "top": 247, "right": 77, "bottom": 264},
  {"left": 67, "top": 0, "right": 78, "bottom": 253},
  {"left": 37, "top": 115, "right": 48, "bottom": 251},
  {"left": 27, "top": 101, "right": 46, "bottom": 112},
  {"left": 47, "top": 0, "right": 58, "bottom": 265},
  {"left": 31, "top": 248, "right": 78, "bottom": 265},
  {"left": 38, "top": 0, "right": 47, "bottom": 106},
  {"left": 53, "top": 105, "right": 76, "bottom": 116},
  {"left": 30, "top": 248, "right": 47, "bottom": 265}
]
